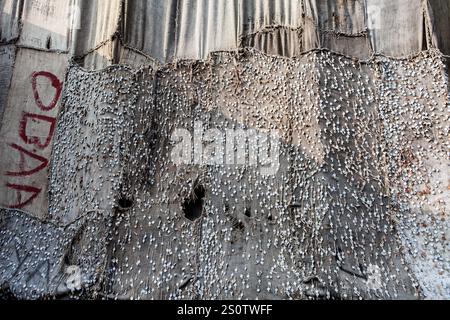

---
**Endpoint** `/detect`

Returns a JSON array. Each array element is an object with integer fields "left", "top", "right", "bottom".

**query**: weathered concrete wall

[
  {"left": 0, "top": 45, "right": 14, "bottom": 124},
  {"left": 0, "top": 0, "right": 71, "bottom": 215},
  {"left": 0, "top": 49, "right": 66, "bottom": 216}
]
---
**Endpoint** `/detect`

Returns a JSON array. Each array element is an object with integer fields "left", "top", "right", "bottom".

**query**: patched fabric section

[
  {"left": 36, "top": 49, "right": 448, "bottom": 300},
  {"left": 377, "top": 53, "right": 450, "bottom": 298},
  {"left": 0, "top": 49, "right": 67, "bottom": 218}
]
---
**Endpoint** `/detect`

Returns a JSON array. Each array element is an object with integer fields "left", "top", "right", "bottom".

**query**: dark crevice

[
  {"left": 117, "top": 197, "right": 134, "bottom": 210},
  {"left": 422, "top": 17, "right": 429, "bottom": 51},
  {"left": 0, "top": 284, "right": 17, "bottom": 300},
  {"left": 46, "top": 36, "right": 52, "bottom": 50},
  {"left": 182, "top": 184, "right": 205, "bottom": 222},
  {"left": 178, "top": 277, "right": 192, "bottom": 290},
  {"left": 229, "top": 215, "right": 245, "bottom": 232},
  {"left": 64, "top": 224, "right": 86, "bottom": 266}
]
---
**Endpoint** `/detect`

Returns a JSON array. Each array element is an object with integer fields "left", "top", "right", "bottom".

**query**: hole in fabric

[
  {"left": 231, "top": 217, "right": 245, "bottom": 231},
  {"left": 244, "top": 207, "right": 251, "bottom": 218},
  {"left": 118, "top": 197, "right": 133, "bottom": 210},
  {"left": 183, "top": 184, "right": 205, "bottom": 222},
  {"left": 422, "top": 17, "right": 428, "bottom": 51},
  {"left": 46, "top": 36, "right": 52, "bottom": 50}
]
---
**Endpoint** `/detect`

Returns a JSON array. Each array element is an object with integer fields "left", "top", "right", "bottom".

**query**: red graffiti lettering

[
  {"left": 4, "top": 183, "right": 41, "bottom": 209},
  {"left": 19, "top": 113, "right": 56, "bottom": 149},
  {"left": 31, "top": 71, "right": 63, "bottom": 111},
  {"left": 2, "top": 71, "right": 62, "bottom": 210},
  {"left": 5, "top": 143, "right": 49, "bottom": 177}
]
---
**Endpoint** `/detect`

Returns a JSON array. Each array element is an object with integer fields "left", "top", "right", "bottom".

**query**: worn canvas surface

[
  {"left": 0, "top": 48, "right": 66, "bottom": 217},
  {"left": 0, "top": 0, "right": 449, "bottom": 300}
]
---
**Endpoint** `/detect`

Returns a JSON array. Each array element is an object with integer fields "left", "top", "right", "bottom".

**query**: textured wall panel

[
  {"left": 0, "top": 45, "right": 15, "bottom": 124},
  {"left": 19, "top": 0, "right": 71, "bottom": 51},
  {"left": 0, "top": 48, "right": 67, "bottom": 218},
  {"left": 72, "top": 0, "right": 121, "bottom": 69},
  {"left": 306, "top": 0, "right": 366, "bottom": 34},
  {"left": 366, "top": 0, "right": 424, "bottom": 56},
  {"left": 41, "top": 49, "right": 450, "bottom": 300},
  {"left": 0, "top": 0, "right": 22, "bottom": 43}
]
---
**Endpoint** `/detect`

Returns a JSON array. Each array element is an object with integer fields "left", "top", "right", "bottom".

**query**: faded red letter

[
  {"left": 31, "top": 71, "right": 62, "bottom": 111},
  {"left": 19, "top": 113, "right": 56, "bottom": 149},
  {"left": 4, "top": 183, "right": 41, "bottom": 209},
  {"left": 6, "top": 143, "right": 49, "bottom": 177}
]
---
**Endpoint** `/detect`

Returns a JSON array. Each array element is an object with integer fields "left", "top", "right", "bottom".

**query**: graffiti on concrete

[{"left": 2, "top": 71, "right": 62, "bottom": 209}]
